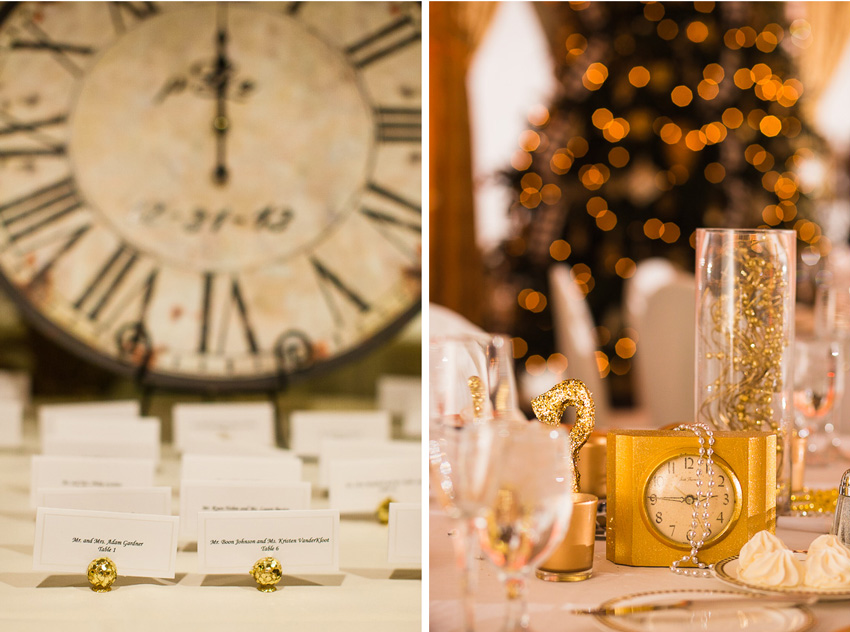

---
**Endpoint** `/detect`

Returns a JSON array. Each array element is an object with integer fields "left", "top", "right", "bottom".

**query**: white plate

[
  {"left": 591, "top": 589, "right": 813, "bottom": 632},
  {"left": 714, "top": 553, "right": 850, "bottom": 600}
]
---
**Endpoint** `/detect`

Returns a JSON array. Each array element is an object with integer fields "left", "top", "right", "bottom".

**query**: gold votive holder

[{"left": 536, "top": 492, "right": 598, "bottom": 582}]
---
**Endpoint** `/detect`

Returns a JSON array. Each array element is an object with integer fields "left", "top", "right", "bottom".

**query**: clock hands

[{"left": 211, "top": 3, "right": 232, "bottom": 186}]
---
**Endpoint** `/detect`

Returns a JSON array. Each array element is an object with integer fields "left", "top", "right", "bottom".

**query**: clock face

[
  {"left": 0, "top": 1, "right": 421, "bottom": 388},
  {"left": 642, "top": 453, "right": 741, "bottom": 547}
]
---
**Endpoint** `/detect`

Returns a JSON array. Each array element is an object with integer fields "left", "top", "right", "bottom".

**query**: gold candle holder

[
  {"left": 250, "top": 556, "right": 283, "bottom": 593},
  {"left": 87, "top": 557, "right": 117, "bottom": 592},
  {"left": 536, "top": 493, "right": 598, "bottom": 582}
]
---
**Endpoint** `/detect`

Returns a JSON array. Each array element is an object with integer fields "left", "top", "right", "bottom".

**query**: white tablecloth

[
  {"left": 0, "top": 419, "right": 420, "bottom": 632},
  {"left": 430, "top": 460, "right": 850, "bottom": 632}
]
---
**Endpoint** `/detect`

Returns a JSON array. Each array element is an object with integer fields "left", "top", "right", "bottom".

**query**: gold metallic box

[{"left": 606, "top": 429, "right": 776, "bottom": 567}]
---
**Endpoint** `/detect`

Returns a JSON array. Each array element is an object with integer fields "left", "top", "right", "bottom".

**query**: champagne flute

[
  {"left": 793, "top": 336, "right": 843, "bottom": 464},
  {"left": 475, "top": 421, "right": 573, "bottom": 631},
  {"left": 429, "top": 333, "right": 518, "bottom": 632}
]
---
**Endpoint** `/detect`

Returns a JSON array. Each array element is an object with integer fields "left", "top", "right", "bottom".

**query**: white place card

[
  {"left": 401, "top": 400, "right": 422, "bottom": 438},
  {"left": 179, "top": 480, "right": 311, "bottom": 541},
  {"left": 377, "top": 375, "right": 421, "bottom": 418},
  {"left": 35, "top": 487, "right": 172, "bottom": 515},
  {"left": 328, "top": 456, "right": 420, "bottom": 513},
  {"left": 318, "top": 438, "right": 420, "bottom": 488},
  {"left": 198, "top": 510, "right": 339, "bottom": 574},
  {"left": 289, "top": 410, "right": 391, "bottom": 457},
  {"left": 31, "top": 455, "right": 156, "bottom": 508},
  {"left": 0, "top": 370, "right": 30, "bottom": 404},
  {"left": 178, "top": 438, "right": 285, "bottom": 456},
  {"left": 38, "top": 400, "right": 141, "bottom": 435},
  {"left": 387, "top": 503, "right": 422, "bottom": 567},
  {"left": 0, "top": 399, "right": 24, "bottom": 447},
  {"left": 181, "top": 453, "right": 302, "bottom": 482},
  {"left": 41, "top": 418, "right": 161, "bottom": 462},
  {"left": 33, "top": 507, "right": 179, "bottom": 578},
  {"left": 172, "top": 402, "right": 275, "bottom": 451}
]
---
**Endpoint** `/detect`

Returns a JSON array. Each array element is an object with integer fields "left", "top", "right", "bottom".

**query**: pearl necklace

[{"left": 669, "top": 423, "right": 716, "bottom": 578}]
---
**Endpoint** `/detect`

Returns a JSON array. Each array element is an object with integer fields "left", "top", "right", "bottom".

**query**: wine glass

[
  {"left": 475, "top": 421, "right": 574, "bottom": 631},
  {"left": 429, "top": 333, "right": 519, "bottom": 632},
  {"left": 793, "top": 336, "right": 843, "bottom": 464}
]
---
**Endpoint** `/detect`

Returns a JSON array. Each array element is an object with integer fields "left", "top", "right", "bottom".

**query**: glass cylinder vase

[{"left": 695, "top": 228, "right": 795, "bottom": 513}]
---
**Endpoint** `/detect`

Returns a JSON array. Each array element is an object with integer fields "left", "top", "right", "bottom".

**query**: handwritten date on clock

[{"left": 138, "top": 202, "right": 293, "bottom": 233}]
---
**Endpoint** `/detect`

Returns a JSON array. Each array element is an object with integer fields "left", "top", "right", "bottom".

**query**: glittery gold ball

[
  {"left": 87, "top": 557, "right": 117, "bottom": 592},
  {"left": 250, "top": 556, "right": 283, "bottom": 592},
  {"left": 376, "top": 496, "right": 395, "bottom": 525}
]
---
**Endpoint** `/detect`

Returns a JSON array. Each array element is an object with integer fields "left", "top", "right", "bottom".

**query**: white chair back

[
  {"left": 626, "top": 261, "right": 695, "bottom": 427},
  {"left": 548, "top": 264, "right": 611, "bottom": 424}
]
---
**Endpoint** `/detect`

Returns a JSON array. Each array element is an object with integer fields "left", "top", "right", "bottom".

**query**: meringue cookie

[
  {"left": 738, "top": 530, "right": 788, "bottom": 569},
  {"left": 805, "top": 534, "right": 850, "bottom": 588},
  {"left": 738, "top": 548, "right": 803, "bottom": 587},
  {"left": 808, "top": 533, "right": 850, "bottom": 555}
]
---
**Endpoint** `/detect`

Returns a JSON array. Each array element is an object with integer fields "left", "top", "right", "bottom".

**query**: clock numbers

[
  {"left": 198, "top": 273, "right": 259, "bottom": 356},
  {"left": 374, "top": 107, "right": 421, "bottom": 143},
  {"left": 311, "top": 257, "right": 370, "bottom": 328},
  {"left": 359, "top": 182, "right": 420, "bottom": 261},
  {"left": 0, "top": 113, "right": 67, "bottom": 158},
  {"left": 10, "top": 21, "right": 95, "bottom": 77},
  {"left": 73, "top": 243, "right": 139, "bottom": 320},
  {"left": 345, "top": 14, "right": 420, "bottom": 69},
  {"left": 108, "top": 2, "right": 160, "bottom": 33},
  {"left": 0, "top": 178, "right": 84, "bottom": 245}
]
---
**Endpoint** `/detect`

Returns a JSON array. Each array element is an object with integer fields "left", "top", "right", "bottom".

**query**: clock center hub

[{"left": 68, "top": 5, "right": 374, "bottom": 273}]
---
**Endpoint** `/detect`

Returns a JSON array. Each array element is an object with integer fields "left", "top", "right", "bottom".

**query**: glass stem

[
  {"left": 450, "top": 519, "right": 479, "bottom": 632},
  {"left": 502, "top": 575, "right": 528, "bottom": 631}
]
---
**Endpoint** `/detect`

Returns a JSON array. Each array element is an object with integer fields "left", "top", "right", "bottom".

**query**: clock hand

[
  {"left": 658, "top": 496, "right": 687, "bottom": 502},
  {"left": 212, "top": 3, "right": 231, "bottom": 185}
]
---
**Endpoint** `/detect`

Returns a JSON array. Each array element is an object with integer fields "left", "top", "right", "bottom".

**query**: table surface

[
  {"left": 0, "top": 416, "right": 421, "bottom": 632},
  {"left": 429, "top": 459, "right": 850, "bottom": 632}
]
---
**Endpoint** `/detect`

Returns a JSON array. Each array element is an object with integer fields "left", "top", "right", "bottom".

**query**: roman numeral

[
  {"left": 98, "top": 265, "right": 159, "bottom": 339},
  {"left": 311, "top": 257, "right": 370, "bottom": 328},
  {"left": 11, "top": 22, "right": 95, "bottom": 77},
  {"left": 345, "top": 14, "right": 420, "bottom": 69},
  {"left": 359, "top": 183, "right": 421, "bottom": 261},
  {"left": 108, "top": 1, "right": 159, "bottom": 33},
  {"left": 0, "top": 112, "right": 67, "bottom": 158},
  {"left": 73, "top": 243, "right": 140, "bottom": 320},
  {"left": 25, "top": 224, "right": 91, "bottom": 290},
  {"left": 198, "top": 273, "right": 259, "bottom": 355},
  {"left": 0, "top": 178, "right": 84, "bottom": 244},
  {"left": 375, "top": 107, "right": 421, "bottom": 143},
  {"left": 0, "top": 114, "right": 66, "bottom": 136}
]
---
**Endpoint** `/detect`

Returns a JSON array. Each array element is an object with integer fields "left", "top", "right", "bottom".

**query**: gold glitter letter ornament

[{"left": 531, "top": 379, "right": 595, "bottom": 492}]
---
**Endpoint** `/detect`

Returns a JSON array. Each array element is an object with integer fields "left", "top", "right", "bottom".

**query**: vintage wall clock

[
  {"left": 606, "top": 429, "right": 777, "bottom": 567},
  {"left": 0, "top": 1, "right": 421, "bottom": 389}
]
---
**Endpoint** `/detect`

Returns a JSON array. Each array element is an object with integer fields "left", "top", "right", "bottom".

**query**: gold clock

[
  {"left": 0, "top": 1, "right": 421, "bottom": 389},
  {"left": 607, "top": 429, "right": 776, "bottom": 567}
]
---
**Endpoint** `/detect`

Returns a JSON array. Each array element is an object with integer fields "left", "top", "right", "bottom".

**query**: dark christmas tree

[{"left": 491, "top": 1, "right": 824, "bottom": 404}]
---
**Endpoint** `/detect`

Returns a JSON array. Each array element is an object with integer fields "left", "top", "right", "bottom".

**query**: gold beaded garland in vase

[{"left": 695, "top": 228, "right": 795, "bottom": 512}]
